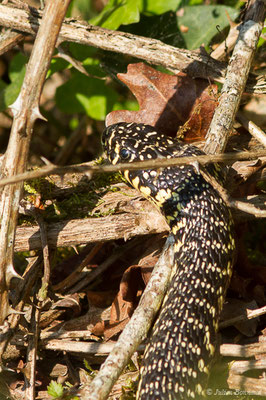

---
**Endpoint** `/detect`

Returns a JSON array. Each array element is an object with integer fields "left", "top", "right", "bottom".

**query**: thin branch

[
  {"left": 0, "top": 29, "right": 25, "bottom": 55},
  {"left": 25, "top": 305, "right": 40, "bottom": 400},
  {"left": 52, "top": 242, "right": 103, "bottom": 292},
  {"left": 199, "top": 168, "right": 266, "bottom": 218},
  {"left": 220, "top": 342, "right": 266, "bottom": 358},
  {"left": 0, "top": 0, "right": 72, "bottom": 322},
  {"left": 0, "top": 257, "right": 42, "bottom": 363},
  {"left": 220, "top": 305, "right": 266, "bottom": 329},
  {"left": 78, "top": 238, "right": 174, "bottom": 400},
  {"left": 211, "top": 19, "right": 240, "bottom": 61},
  {"left": 0, "top": 150, "right": 265, "bottom": 189},
  {"left": 204, "top": 0, "right": 265, "bottom": 154},
  {"left": 0, "top": 3, "right": 265, "bottom": 93},
  {"left": 237, "top": 111, "right": 266, "bottom": 148}
]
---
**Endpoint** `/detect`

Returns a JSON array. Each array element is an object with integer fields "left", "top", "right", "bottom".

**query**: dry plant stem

[
  {"left": 211, "top": 22, "right": 240, "bottom": 61},
  {"left": 12, "top": 338, "right": 266, "bottom": 362},
  {"left": 81, "top": 239, "right": 174, "bottom": 400},
  {"left": 230, "top": 359, "right": 266, "bottom": 374},
  {"left": 54, "top": 116, "right": 87, "bottom": 165},
  {"left": 199, "top": 168, "right": 266, "bottom": 218},
  {"left": 220, "top": 305, "right": 266, "bottom": 328},
  {"left": 204, "top": 0, "right": 265, "bottom": 154},
  {"left": 25, "top": 305, "right": 40, "bottom": 400},
  {"left": 228, "top": 358, "right": 266, "bottom": 396},
  {"left": 0, "top": 257, "right": 42, "bottom": 360},
  {"left": 41, "top": 341, "right": 266, "bottom": 359},
  {"left": 0, "top": 150, "right": 266, "bottom": 189},
  {"left": 34, "top": 211, "right": 50, "bottom": 301},
  {"left": 220, "top": 343, "right": 266, "bottom": 358},
  {"left": 14, "top": 210, "right": 168, "bottom": 252},
  {"left": 228, "top": 376, "right": 266, "bottom": 396},
  {"left": 68, "top": 239, "right": 140, "bottom": 294},
  {"left": 0, "top": 0, "right": 72, "bottom": 326},
  {"left": 237, "top": 111, "right": 266, "bottom": 147},
  {"left": 0, "top": 29, "right": 25, "bottom": 55},
  {"left": 228, "top": 373, "right": 266, "bottom": 396},
  {"left": 53, "top": 242, "right": 103, "bottom": 292},
  {"left": 12, "top": 195, "right": 266, "bottom": 252},
  {"left": 0, "top": 4, "right": 265, "bottom": 93}
]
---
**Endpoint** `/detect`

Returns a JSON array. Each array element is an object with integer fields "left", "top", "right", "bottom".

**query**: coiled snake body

[{"left": 102, "top": 122, "right": 235, "bottom": 399}]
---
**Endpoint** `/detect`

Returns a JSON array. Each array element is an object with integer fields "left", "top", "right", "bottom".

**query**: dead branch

[
  {"left": 12, "top": 183, "right": 266, "bottom": 253},
  {"left": 237, "top": 111, "right": 266, "bottom": 147},
  {"left": 0, "top": 3, "right": 265, "bottom": 93},
  {"left": 220, "top": 342, "right": 266, "bottom": 358},
  {"left": 77, "top": 239, "right": 174, "bottom": 400},
  {"left": 204, "top": 0, "right": 265, "bottom": 154},
  {"left": 0, "top": 29, "right": 25, "bottom": 55},
  {"left": 0, "top": 0, "right": 72, "bottom": 339},
  {"left": 220, "top": 305, "right": 266, "bottom": 328},
  {"left": 0, "top": 150, "right": 266, "bottom": 189},
  {"left": 228, "top": 359, "right": 266, "bottom": 396}
]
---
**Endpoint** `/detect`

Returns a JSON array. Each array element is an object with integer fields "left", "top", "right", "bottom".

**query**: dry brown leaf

[{"left": 106, "top": 63, "right": 218, "bottom": 141}]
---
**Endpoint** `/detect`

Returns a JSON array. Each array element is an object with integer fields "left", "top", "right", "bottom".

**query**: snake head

[
  {"left": 102, "top": 122, "right": 177, "bottom": 165},
  {"left": 102, "top": 122, "right": 141, "bottom": 165}
]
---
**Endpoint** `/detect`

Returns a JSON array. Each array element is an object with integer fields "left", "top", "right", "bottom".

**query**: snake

[{"left": 102, "top": 122, "right": 235, "bottom": 399}]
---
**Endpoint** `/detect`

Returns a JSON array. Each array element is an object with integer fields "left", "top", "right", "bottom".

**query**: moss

[
  {"left": 20, "top": 160, "right": 124, "bottom": 224},
  {"left": 24, "top": 176, "right": 55, "bottom": 199}
]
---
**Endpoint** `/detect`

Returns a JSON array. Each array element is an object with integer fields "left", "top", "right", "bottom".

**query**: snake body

[{"left": 102, "top": 122, "right": 235, "bottom": 399}]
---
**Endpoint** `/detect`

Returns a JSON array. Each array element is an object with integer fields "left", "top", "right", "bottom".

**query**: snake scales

[{"left": 102, "top": 122, "right": 235, "bottom": 399}]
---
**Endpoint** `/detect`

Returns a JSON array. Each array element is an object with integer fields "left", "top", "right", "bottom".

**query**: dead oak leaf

[{"left": 106, "top": 63, "right": 218, "bottom": 141}]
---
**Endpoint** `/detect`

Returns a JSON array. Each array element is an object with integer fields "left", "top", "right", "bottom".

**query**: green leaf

[
  {"left": 47, "top": 380, "right": 64, "bottom": 398},
  {"left": 9, "top": 53, "right": 27, "bottom": 82},
  {"left": 47, "top": 58, "right": 70, "bottom": 79},
  {"left": 178, "top": 5, "right": 239, "bottom": 49},
  {"left": 124, "top": 11, "right": 185, "bottom": 48},
  {"left": 68, "top": 43, "right": 98, "bottom": 61},
  {"left": 90, "top": 0, "right": 140, "bottom": 30},
  {"left": 113, "top": 98, "right": 139, "bottom": 111},
  {"left": 258, "top": 26, "right": 266, "bottom": 48},
  {"left": 56, "top": 72, "right": 118, "bottom": 120},
  {"left": 0, "top": 53, "right": 27, "bottom": 112},
  {"left": 139, "top": 0, "right": 181, "bottom": 15}
]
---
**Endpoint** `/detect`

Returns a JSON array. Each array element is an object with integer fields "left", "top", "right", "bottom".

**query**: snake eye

[{"left": 120, "top": 148, "right": 131, "bottom": 161}]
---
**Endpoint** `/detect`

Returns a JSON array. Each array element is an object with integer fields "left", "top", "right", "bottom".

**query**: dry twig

[
  {"left": 237, "top": 111, "right": 266, "bottom": 148},
  {"left": 0, "top": 150, "right": 265, "bottom": 189},
  {"left": 204, "top": 0, "right": 265, "bottom": 154},
  {"left": 0, "top": 0, "right": 72, "bottom": 350},
  {"left": 0, "top": 3, "right": 265, "bottom": 93},
  {"left": 77, "top": 238, "right": 174, "bottom": 400}
]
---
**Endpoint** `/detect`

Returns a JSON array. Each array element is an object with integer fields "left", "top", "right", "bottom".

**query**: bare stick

[
  {"left": 220, "top": 305, "right": 266, "bottom": 329},
  {"left": 0, "top": 29, "right": 25, "bottom": 55},
  {"left": 25, "top": 305, "right": 40, "bottom": 400},
  {"left": 0, "top": 3, "right": 265, "bottom": 93},
  {"left": 237, "top": 111, "right": 266, "bottom": 148},
  {"left": 199, "top": 168, "right": 266, "bottom": 218},
  {"left": 0, "top": 257, "right": 42, "bottom": 363},
  {"left": 0, "top": 150, "right": 265, "bottom": 189},
  {"left": 204, "top": 0, "right": 265, "bottom": 154},
  {"left": 220, "top": 342, "right": 266, "bottom": 358},
  {"left": 78, "top": 238, "right": 174, "bottom": 400},
  {"left": 0, "top": 0, "right": 72, "bottom": 325}
]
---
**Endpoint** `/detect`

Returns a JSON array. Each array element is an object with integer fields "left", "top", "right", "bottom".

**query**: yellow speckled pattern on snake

[{"left": 102, "top": 122, "right": 235, "bottom": 399}]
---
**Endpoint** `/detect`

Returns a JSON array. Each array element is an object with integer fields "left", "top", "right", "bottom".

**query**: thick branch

[
  {"left": 0, "top": 4, "right": 265, "bottom": 93},
  {"left": 79, "top": 238, "right": 174, "bottom": 400},
  {"left": 14, "top": 190, "right": 266, "bottom": 253},
  {"left": 204, "top": 0, "right": 265, "bottom": 154},
  {"left": 0, "top": 0, "right": 72, "bottom": 325}
]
